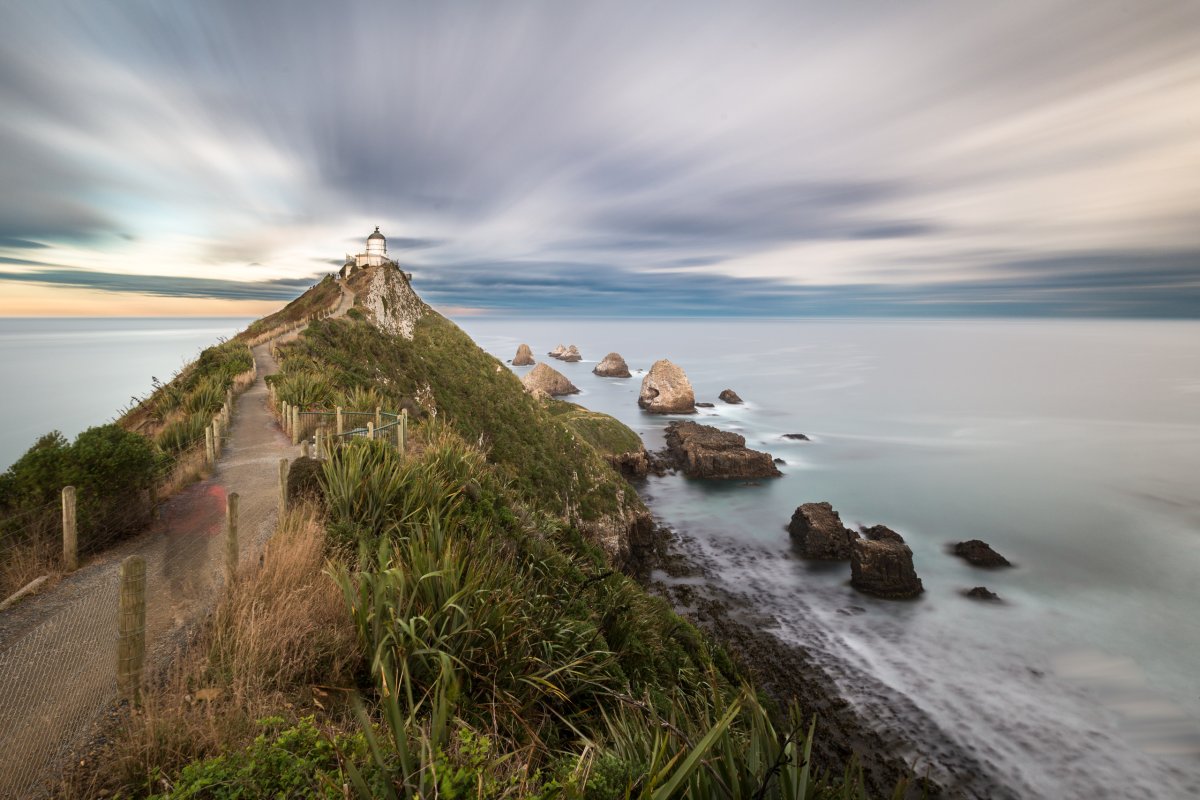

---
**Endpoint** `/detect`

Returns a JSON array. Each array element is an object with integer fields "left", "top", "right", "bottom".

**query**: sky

[{"left": 1, "top": 0, "right": 1198, "bottom": 318}]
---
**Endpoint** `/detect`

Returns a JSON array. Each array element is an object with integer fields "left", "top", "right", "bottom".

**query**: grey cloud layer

[{"left": 1, "top": 1, "right": 1198, "bottom": 316}]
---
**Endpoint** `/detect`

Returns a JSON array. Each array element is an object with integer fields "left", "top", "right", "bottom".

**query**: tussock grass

[{"left": 72, "top": 503, "right": 357, "bottom": 798}]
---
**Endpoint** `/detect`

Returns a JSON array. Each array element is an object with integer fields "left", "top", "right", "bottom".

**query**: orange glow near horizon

[{"left": 0, "top": 283, "right": 286, "bottom": 318}]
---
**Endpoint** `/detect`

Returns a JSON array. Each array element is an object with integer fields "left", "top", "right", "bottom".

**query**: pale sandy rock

[
  {"left": 593, "top": 352, "right": 632, "bottom": 378},
  {"left": 521, "top": 363, "right": 579, "bottom": 396},
  {"left": 360, "top": 265, "right": 425, "bottom": 340},
  {"left": 513, "top": 343, "right": 535, "bottom": 366},
  {"left": 638, "top": 359, "right": 696, "bottom": 414},
  {"left": 548, "top": 344, "right": 566, "bottom": 358},
  {"left": 560, "top": 344, "right": 582, "bottom": 362}
]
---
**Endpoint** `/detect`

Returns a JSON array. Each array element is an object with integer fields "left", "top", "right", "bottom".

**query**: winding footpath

[{"left": 0, "top": 341, "right": 297, "bottom": 797}]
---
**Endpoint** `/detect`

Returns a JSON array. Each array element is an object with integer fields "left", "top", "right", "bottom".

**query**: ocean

[
  {"left": 457, "top": 316, "right": 1200, "bottom": 799},
  {"left": 0, "top": 317, "right": 253, "bottom": 470},
  {"left": 2, "top": 314, "right": 1198, "bottom": 796}
]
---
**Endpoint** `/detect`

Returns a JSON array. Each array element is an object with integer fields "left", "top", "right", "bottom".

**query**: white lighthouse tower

[{"left": 356, "top": 226, "right": 389, "bottom": 268}]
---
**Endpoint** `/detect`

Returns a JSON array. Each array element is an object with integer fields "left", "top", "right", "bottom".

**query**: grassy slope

[
  {"left": 235, "top": 274, "right": 341, "bottom": 342},
  {"left": 277, "top": 308, "right": 643, "bottom": 526}
]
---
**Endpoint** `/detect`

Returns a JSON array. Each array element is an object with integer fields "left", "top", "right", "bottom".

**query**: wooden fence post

[
  {"left": 212, "top": 418, "right": 222, "bottom": 459},
  {"left": 375, "top": 406, "right": 381, "bottom": 429},
  {"left": 399, "top": 409, "right": 408, "bottom": 457},
  {"left": 225, "top": 493, "right": 239, "bottom": 585},
  {"left": 291, "top": 406, "right": 300, "bottom": 446},
  {"left": 118, "top": 556, "right": 146, "bottom": 705},
  {"left": 62, "top": 485, "right": 77, "bottom": 571},
  {"left": 336, "top": 406, "right": 344, "bottom": 437},
  {"left": 316, "top": 428, "right": 324, "bottom": 459},
  {"left": 367, "top": 421, "right": 374, "bottom": 440},
  {"left": 282, "top": 401, "right": 290, "bottom": 433},
  {"left": 205, "top": 426, "right": 215, "bottom": 466},
  {"left": 278, "top": 458, "right": 289, "bottom": 516}
]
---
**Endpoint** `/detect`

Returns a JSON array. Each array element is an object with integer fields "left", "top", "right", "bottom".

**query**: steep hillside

[{"left": 274, "top": 263, "right": 651, "bottom": 563}]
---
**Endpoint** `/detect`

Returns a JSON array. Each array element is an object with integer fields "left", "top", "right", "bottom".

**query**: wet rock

[
  {"left": 521, "top": 363, "right": 579, "bottom": 396},
  {"left": 951, "top": 539, "right": 1012, "bottom": 568},
  {"left": 560, "top": 344, "right": 582, "bottom": 362},
  {"left": 851, "top": 528, "right": 924, "bottom": 599},
  {"left": 719, "top": 388, "right": 744, "bottom": 404},
  {"left": 964, "top": 586, "right": 1002, "bottom": 602},
  {"left": 661, "top": 420, "right": 782, "bottom": 480},
  {"left": 593, "top": 352, "right": 631, "bottom": 378},
  {"left": 638, "top": 359, "right": 696, "bottom": 414},
  {"left": 782, "top": 433, "right": 810, "bottom": 441},
  {"left": 695, "top": 402, "right": 715, "bottom": 408},
  {"left": 788, "top": 502, "right": 858, "bottom": 560},
  {"left": 860, "top": 524, "right": 906, "bottom": 543},
  {"left": 773, "top": 457, "right": 786, "bottom": 465},
  {"left": 512, "top": 343, "right": 535, "bottom": 366}
]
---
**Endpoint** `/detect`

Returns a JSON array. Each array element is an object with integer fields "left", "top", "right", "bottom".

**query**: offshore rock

[
  {"left": 952, "top": 539, "right": 1012, "bottom": 568},
  {"left": 521, "top": 363, "right": 579, "bottom": 397},
  {"left": 782, "top": 433, "right": 810, "bottom": 441},
  {"left": 512, "top": 343, "right": 535, "bottom": 366},
  {"left": 638, "top": 359, "right": 696, "bottom": 414},
  {"left": 662, "top": 420, "right": 781, "bottom": 480},
  {"left": 560, "top": 344, "right": 582, "bottom": 362},
  {"left": 851, "top": 527, "right": 924, "bottom": 599},
  {"left": 964, "top": 586, "right": 1002, "bottom": 602},
  {"left": 719, "top": 389, "right": 744, "bottom": 404},
  {"left": 788, "top": 502, "right": 858, "bottom": 560},
  {"left": 593, "top": 352, "right": 632, "bottom": 378},
  {"left": 548, "top": 344, "right": 566, "bottom": 358}
]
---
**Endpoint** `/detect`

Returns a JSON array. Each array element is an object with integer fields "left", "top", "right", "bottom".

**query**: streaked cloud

[{"left": 0, "top": 1, "right": 1197, "bottom": 316}]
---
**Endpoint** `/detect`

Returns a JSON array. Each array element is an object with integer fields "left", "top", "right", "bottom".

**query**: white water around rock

[{"left": 462, "top": 315, "right": 1200, "bottom": 798}]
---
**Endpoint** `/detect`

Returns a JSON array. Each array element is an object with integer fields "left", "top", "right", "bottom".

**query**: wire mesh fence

[{"left": 0, "top": 348, "right": 279, "bottom": 797}]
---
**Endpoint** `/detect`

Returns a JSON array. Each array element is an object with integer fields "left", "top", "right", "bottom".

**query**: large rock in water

[
  {"left": 718, "top": 388, "right": 743, "bottom": 404},
  {"left": 851, "top": 527, "right": 924, "bottom": 599},
  {"left": 521, "top": 363, "right": 579, "bottom": 396},
  {"left": 662, "top": 420, "right": 781, "bottom": 479},
  {"left": 788, "top": 502, "right": 858, "bottom": 559},
  {"left": 560, "top": 344, "right": 582, "bottom": 362},
  {"left": 512, "top": 343, "right": 535, "bottom": 366},
  {"left": 593, "top": 352, "right": 632, "bottom": 378},
  {"left": 951, "top": 539, "right": 1012, "bottom": 568},
  {"left": 638, "top": 359, "right": 696, "bottom": 414},
  {"left": 548, "top": 344, "right": 566, "bottom": 358}
]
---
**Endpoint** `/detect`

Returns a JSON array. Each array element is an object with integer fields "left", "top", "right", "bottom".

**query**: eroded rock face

[
  {"left": 548, "top": 344, "right": 566, "bottom": 357},
  {"left": 521, "top": 363, "right": 579, "bottom": 396},
  {"left": 952, "top": 539, "right": 1012, "bottom": 568},
  {"left": 661, "top": 420, "right": 781, "bottom": 480},
  {"left": 593, "top": 352, "right": 632, "bottom": 378},
  {"left": 559, "top": 344, "right": 582, "bottom": 362},
  {"left": 359, "top": 265, "right": 425, "bottom": 340},
  {"left": 512, "top": 343, "right": 535, "bottom": 366},
  {"left": 788, "top": 502, "right": 858, "bottom": 559},
  {"left": 638, "top": 359, "right": 696, "bottom": 414},
  {"left": 719, "top": 389, "right": 743, "bottom": 404},
  {"left": 851, "top": 528, "right": 924, "bottom": 599}
]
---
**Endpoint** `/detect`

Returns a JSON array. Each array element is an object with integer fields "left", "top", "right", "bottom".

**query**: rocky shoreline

[{"left": 629, "top": 510, "right": 1010, "bottom": 800}]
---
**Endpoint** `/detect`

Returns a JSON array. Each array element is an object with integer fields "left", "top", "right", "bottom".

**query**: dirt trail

[{"left": 0, "top": 342, "right": 298, "bottom": 798}]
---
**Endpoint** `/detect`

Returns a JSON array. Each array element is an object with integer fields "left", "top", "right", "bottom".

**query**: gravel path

[{"left": 0, "top": 342, "right": 298, "bottom": 798}]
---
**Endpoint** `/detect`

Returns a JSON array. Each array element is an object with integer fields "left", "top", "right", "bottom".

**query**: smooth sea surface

[
  {"left": 457, "top": 316, "right": 1200, "bottom": 799},
  {"left": 0, "top": 317, "right": 253, "bottom": 471}
]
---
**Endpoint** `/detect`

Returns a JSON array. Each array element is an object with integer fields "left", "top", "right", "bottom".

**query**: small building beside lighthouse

[{"left": 341, "top": 226, "right": 396, "bottom": 278}]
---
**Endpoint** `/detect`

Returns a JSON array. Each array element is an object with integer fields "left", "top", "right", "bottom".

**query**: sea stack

[
  {"left": 850, "top": 526, "right": 924, "bottom": 599},
  {"left": 560, "top": 344, "right": 582, "bottom": 362},
  {"left": 548, "top": 344, "right": 566, "bottom": 358},
  {"left": 718, "top": 389, "right": 743, "bottom": 404},
  {"left": 638, "top": 359, "right": 696, "bottom": 414},
  {"left": 661, "top": 421, "right": 781, "bottom": 479},
  {"left": 512, "top": 343, "right": 535, "bottom": 366},
  {"left": 788, "top": 502, "right": 858, "bottom": 559},
  {"left": 521, "top": 363, "right": 579, "bottom": 396},
  {"left": 593, "top": 352, "right": 632, "bottom": 378}
]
